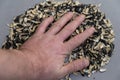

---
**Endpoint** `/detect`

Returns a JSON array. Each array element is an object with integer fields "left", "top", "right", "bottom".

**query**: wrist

[
  {"left": 11, "top": 49, "right": 35, "bottom": 79},
  {"left": 20, "top": 49, "right": 43, "bottom": 80},
  {"left": 0, "top": 49, "right": 34, "bottom": 80}
]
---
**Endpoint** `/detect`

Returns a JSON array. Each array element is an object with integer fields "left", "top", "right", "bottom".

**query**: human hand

[{"left": 20, "top": 12, "right": 95, "bottom": 80}]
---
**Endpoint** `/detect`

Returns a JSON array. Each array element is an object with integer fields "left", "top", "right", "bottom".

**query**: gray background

[{"left": 0, "top": 0, "right": 120, "bottom": 80}]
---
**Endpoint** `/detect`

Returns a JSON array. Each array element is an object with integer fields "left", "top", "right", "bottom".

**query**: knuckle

[
  {"left": 53, "top": 22, "right": 62, "bottom": 28},
  {"left": 65, "top": 26, "right": 74, "bottom": 32},
  {"left": 65, "top": 14, "right": 72, "bottom": 20},
  {"left": 64, "top": 45, "right": 71, "bottom": 53},
  {"left": 65, "top": 42, "right": 73, "bottom": 51},
  {"left": 73, "top": 35, "right": 79, "bottom": 41}
]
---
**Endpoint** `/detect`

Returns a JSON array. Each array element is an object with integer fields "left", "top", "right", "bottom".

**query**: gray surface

[{"left": 0, "top": 0, "right": 120, "bottom": 80}]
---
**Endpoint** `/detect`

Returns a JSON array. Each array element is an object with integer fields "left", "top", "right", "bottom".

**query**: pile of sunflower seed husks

[{"left": 2, "top": 0, "right": 115, "bottom": 79}]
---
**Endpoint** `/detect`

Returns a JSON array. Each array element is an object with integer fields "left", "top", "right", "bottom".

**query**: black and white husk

[{"left": 2, "top": 0, "right": 115, "bottom": 78}]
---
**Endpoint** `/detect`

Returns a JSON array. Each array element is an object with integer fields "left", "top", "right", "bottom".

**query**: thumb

[{"left": 61, "top": 58, "right": 89, "bottom": 75}]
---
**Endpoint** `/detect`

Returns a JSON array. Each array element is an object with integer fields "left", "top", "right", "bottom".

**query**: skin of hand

[
  {"left": 20, "top": 12, "right": 95, "bottom": 80},
  {"left": 0, "top": 12, "right": 95, "bottom": 80}
]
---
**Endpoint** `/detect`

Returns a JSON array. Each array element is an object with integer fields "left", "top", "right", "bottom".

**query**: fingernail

[
  {"left": 90, "top": 27, "right": 95, "bottom": 31},
  {"left": 83, "top": 58, "right": 89, "bottom": 67},
  {"left": 80, "top": 14, "right": 85, "bottom": 19},
  {"left": 49, "top": 16, "right": 54, "bottom": 19},
  {"left": 89, "top": 27, "right": 96, "bottom": 34},
  {"left": 67, "top": 12, "right": 74, "bottom": 15},
  {"left": 86, "top": 27, "right": 95, "bottom": 34},
  {"left": 77, "top": 14, "right": 85, "bottom": 21},
  {"left": 49, "top": 16, "right": 54, "bottom": 20}
]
